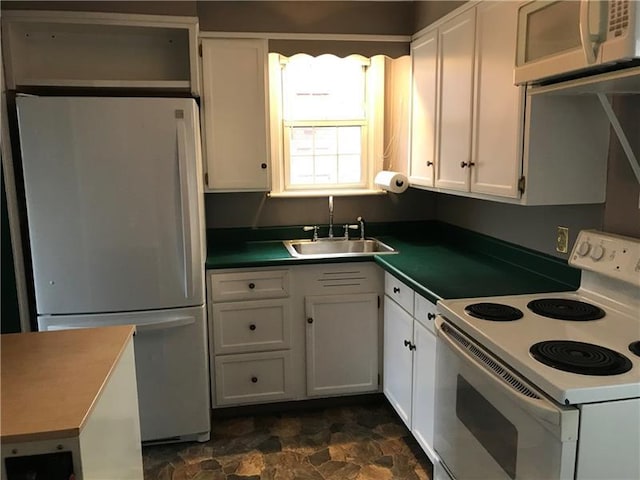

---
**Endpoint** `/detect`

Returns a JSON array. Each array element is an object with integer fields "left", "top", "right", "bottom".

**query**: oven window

[
  {"left": 456, "top": 375, "right": 518, "bottom": 480},
  {"left": 525, "top": 1, "right": 581, "bottom": 62}
]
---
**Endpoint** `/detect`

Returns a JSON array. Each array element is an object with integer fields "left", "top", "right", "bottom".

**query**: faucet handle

[
  {"left": 303, "top": 225, "right": 319, "bottom": 241},
  {"left": 356, "top": 217, "right": 365, "bottom": 240},
  {"left": 342, "top": 224, "right": 359, "bottom": 240}
]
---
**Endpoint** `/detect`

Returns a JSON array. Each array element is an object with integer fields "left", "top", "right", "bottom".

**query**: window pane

[
  {"left": 283, "top": 55, "right": 366, "bottom": 121},
  {"left": 314, "top": 127, "right": 338, "bottom": 155},
  {"left": 337, "top": 126, "right": 361, "bottom": 155},
  {"left": 289, "top": 128, "right": 314, "bottom": 156},
  {"left": 290, "top": 155, "right": 314, "bottom": 184},
  {"left": 314, "top": 155, "right": 338, "bottom": 184},
  {"left": 287, "top": 126, "right": 362, "bottom": 186},
  {"left": 338, "top": 155, "right": 361, "bottom": 183}
]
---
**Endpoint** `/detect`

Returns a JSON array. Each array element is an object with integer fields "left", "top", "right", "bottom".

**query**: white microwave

[{"left": 514, "top": 0, "right": 640, "bottom": 84}]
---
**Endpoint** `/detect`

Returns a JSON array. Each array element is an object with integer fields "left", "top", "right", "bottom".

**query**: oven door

[{"left": 434, "top": 317, "right": 579, "bottom": 480}]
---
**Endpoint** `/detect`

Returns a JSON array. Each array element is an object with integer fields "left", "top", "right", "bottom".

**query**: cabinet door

[
  {"left": 201, "top": 38, "right": 270, "bottom": 191},
  {"left": 383, "top": 295, "right": 414, "bottom": 428},
  {"left": 411, "top": 320, "right": 437, "bottom": 462},
  {"left": 471, "top": 1, "right": 524, "bottom": 198},
  {"left": 435, "top": 8, "right": 476, "bottom": 192},
  {"left": 305, "top": 293, "right": 379, "bottom": 397},
  {"left": 410, "top": 30, "right": 438, "bottom": 188}
]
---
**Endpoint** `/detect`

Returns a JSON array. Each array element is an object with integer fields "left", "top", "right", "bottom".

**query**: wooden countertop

[{"left": 1, "top": 325, "right": 136, "bottom": 443}]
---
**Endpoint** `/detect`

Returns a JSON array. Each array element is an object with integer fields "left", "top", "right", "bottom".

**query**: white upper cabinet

[
  {"left": 200, "top": 38, "right": 270, "bottom": 191},
  {"left": 435, "top": 8, "right": 476, "bottom": 192},
  {"left": 471, "top": 1, "right": 523, "bottom": 198},
  {"left": 409, "top": 2, "right": 610, "bottom": 205},
  {"left": 409, "top": 30, "right": 438, "bottom": 188},
  {"left": 2, "top": 11, "right": 199, "bottom": 94}
]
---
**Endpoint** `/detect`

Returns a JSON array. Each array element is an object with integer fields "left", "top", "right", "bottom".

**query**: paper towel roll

[{"left": 374, "top": 170, "right": 409, "bottom": 193}]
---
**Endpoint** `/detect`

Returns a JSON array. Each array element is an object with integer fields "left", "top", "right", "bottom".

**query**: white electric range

[{"left": 434, "top": 230, "right": 640, "bottom": 480}]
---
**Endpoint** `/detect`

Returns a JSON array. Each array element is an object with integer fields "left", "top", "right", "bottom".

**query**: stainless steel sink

[{"left": 283, "top": 238, "right": 398, "bottom": 258}]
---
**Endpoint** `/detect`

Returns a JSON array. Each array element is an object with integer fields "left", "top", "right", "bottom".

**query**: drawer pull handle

[
  {"left": 248, "top": 282, "right": 256, "bottom": 289},
  {"left": 427, "top": 313, "right": 436, "bottom": 321},
  {"left": 307, "top": 318, "right": 314, "bottom": 324},
  {"left": 251, "top": 376, "right": 258, "bottom": 383},
  {"left": 249, "top": 324, "right": 256, "bottom": 331},
  {"left": 393, "top": 287, "right": 400, "bottom": 293}
]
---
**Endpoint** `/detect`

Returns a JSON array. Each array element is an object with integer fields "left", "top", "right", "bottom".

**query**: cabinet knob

[
  {"left": 248, "top": 282, "right": 256, "bottom": 289},
  {"left": 404, "top": 339, "right": 411, "bottom": 347},
  {"left": 307, "top": 318, "right": 314, "bottom": 324},
  {"left": 426, "top": 161, "right": 433, "bottom": 166},
  {"left": 393, "top": 287, "right": 400, "bottom": 293},
  {"left": 249, "top": 324, "right": 256, "bottom": 331},
  {"left": 261, "top": 163, "right": 267, "bottom": 169},
  {"left": 427, "top": 313, "right": 436, "bottom": 321},
  {"left": 251, "top": 376, "right": 258, "bottom": 383},
  {"left": 409, "top": 343, "right": 416, "bottom": 351},
  {"left": 460, "top": 161, "right": 475, "bottom": 168}
]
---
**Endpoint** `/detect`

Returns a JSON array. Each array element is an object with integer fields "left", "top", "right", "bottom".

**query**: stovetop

[
  {"left": 438, "top": 290, "right": 640, "bottom": 405},
  {"left": 437, "top": 228, "right": 640, "bottom": 406}
]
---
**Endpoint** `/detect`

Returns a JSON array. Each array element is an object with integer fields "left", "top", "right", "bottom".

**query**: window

[{"left": 269, "top": 53, "right": 385, "bottom": 196}]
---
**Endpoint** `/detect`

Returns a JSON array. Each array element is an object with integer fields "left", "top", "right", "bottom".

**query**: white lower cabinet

[
  {"left": 383, "top": 273, "right": 438, "bottom": 462},
  {"left": 208, "top": 263, "right": 383, "bottom": 408},
  {"left": 214, "top": 351, "right": 293, "bottom": 406},
  {"left": 208, "top": 268, "right": 295, "bottom": 407},
  {"left": 383, "top": 295, "right": 414, "bottom": 425},
  {"left": 305, "top": 293, "right": 379, "bottom": 397}
]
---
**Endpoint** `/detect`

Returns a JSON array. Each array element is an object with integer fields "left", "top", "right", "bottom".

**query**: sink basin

[{"left": 283, "top": 238, "right": 398, "bottom": 258}]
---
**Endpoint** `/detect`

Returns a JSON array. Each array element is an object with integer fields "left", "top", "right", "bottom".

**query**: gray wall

[
  {"left": 603, "top": 96, "right": 640, "bottom": 239},
  {"left": 205, "top": 189, "right": 437, "bottom": 228},
  {"left": 413, "top": 1, "right": 467, "bottom": 32},
  {"left": 434, "top": 97, "right": 639, "bottom": 258},
  {"left": 1, "top": 1, "right": 198, "bottom": 15},
  {"left": 435, "top": 196, "right": 604, "bottom": 258},
  {"left": 197, "top": 1, "right": 413, "bottom": 35}
]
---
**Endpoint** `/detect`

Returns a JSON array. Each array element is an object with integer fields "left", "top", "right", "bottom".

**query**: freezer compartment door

[
  {"left": 38, "top": 305, "right": 211, "bottom": 442},
  {"left": 17, "top": 96, "right": 205, "bottom": 315}
]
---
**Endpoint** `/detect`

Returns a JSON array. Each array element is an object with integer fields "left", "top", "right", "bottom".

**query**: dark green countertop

[{"left": 206, "top": 222, "right": 580, "bottom": 304}]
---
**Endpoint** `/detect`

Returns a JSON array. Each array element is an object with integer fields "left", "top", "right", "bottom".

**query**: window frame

[{"left": 268, "top": 53, "right": 385, "bottom": 197}]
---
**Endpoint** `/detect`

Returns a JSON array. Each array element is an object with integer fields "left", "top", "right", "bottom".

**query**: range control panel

[{"left": 570, "top": 230, "right": 640, "bottom": 286}]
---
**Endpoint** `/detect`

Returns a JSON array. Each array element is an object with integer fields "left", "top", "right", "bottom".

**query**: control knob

[
  {"left": 590, "top": 244, "right": 605, "bottom": 261},
  {"left": 576, "top": 241, "right": 591, "bottom": 257}
]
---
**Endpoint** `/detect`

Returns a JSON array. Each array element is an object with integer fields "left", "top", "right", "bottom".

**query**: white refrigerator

[{"left": 16, "top": 95, "right": 211, "bottom": 443}]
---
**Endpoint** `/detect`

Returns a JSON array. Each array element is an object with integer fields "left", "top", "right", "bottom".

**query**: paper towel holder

[{"left": 374, "top": 170, "right": 409, "bottom": 193}]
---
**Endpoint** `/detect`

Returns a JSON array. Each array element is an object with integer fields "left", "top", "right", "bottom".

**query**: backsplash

[{"left": 204, "top": 188, "right": 438, "bottom": 229}]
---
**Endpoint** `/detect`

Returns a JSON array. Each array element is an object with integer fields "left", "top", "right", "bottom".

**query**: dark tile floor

[{"left": 143, "top": 401, "right": 433, "bottom": 480}]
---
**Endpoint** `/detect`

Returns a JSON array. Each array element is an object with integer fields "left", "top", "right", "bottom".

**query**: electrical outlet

[{"left": 556, "top": 226, "right": 569, "bottom": 254}]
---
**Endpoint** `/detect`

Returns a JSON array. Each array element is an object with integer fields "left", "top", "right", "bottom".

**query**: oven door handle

[{"left": 436, "top": 317, "right": 562, "bottom": 428}]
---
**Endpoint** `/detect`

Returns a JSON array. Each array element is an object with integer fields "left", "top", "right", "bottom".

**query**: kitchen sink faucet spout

[{"left": 328, "top": 195, "right": 334, "bottom": 239}]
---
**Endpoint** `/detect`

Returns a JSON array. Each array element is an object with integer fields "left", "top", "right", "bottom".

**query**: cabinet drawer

[
  {"left": 385, "top": 273, "right": 414, "bottom": 315},
  {"left": 414, "top": 294, "right": 437, "bottom": 334},
  {"left": 211, "top": 299, "right": 291, "bottom": 354},
  {"left": 210, "top": 270, "right": 289, "bottom": 302},
  {"left": 214, "top": 351, "right": 293, "bottom": 406}
]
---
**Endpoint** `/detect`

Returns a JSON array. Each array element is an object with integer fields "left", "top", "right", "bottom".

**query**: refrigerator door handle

[
  {"left": 135, "top": 316, "right": 195, "bottom": 333},
  {"left": 176, "top": 114, "right": 194, "bottom": 299}
]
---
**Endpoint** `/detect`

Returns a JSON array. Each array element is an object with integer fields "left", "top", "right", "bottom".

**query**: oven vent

[{"left": 443, "top": 324, "right": 541, "bottom": 400}]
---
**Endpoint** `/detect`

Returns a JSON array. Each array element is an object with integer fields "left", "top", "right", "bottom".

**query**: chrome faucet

[
  {"left": 328, "top": 195, "right": 334, "bottom": 239},
  {"left": 357, "top": 216, "right": 365, "bottom": 240}
]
